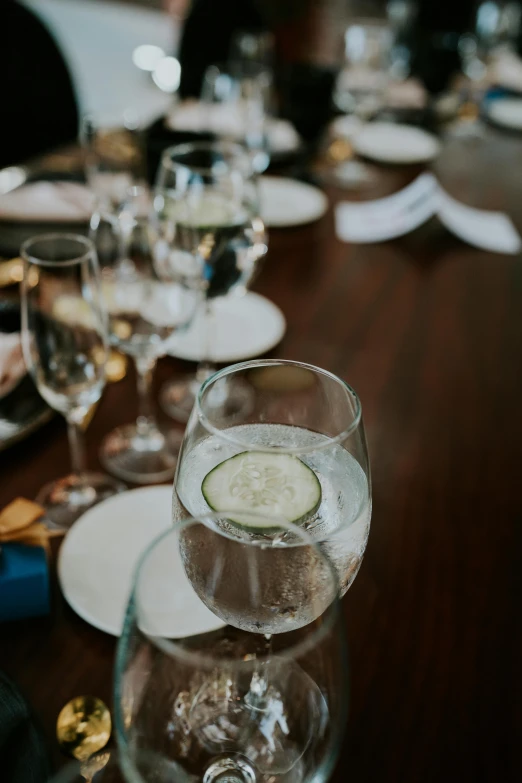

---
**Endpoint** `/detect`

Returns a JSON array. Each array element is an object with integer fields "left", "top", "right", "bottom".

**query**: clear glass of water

[
  {"left": 114, "top": 513, "right": 348, "bottom": 783},
  {"left": 91, "top": 186, "right": 202, "bottom": 484},
  {"left": 174, "top": 359, "right": 371, "bottom": 596},
  {"left": 20, "top": 233, "right": 125, "bottom": 529},
  {"left": 155, "top": 142, "right": 267, "bottom": 424}
]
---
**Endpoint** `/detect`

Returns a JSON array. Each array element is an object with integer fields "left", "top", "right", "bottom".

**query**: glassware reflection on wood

[
  {"left": 91, "top": 186, "right": 202, "bottom": 484},
  {"left": 155, "top": 141, "right": 267, "bottom": 424},
  {"left": 114, "top": 514, "right": 348, "bottom": 783},
  {"left": 174, "top": 359, "right": 372, "bottom": 597},
  {"left": 20, "top": 233, "right": 125, "bottom": 530}
]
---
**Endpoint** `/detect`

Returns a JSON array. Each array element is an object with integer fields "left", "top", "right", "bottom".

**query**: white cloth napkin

[
  {"left": 0, "top": 333, "right": 25, "bottom": 397},
  {"left": 0, "top": 182, "right": 94, "bottom": 222},
  {"left": 165, "top": 100, "right": 301, "bottom": 154}
]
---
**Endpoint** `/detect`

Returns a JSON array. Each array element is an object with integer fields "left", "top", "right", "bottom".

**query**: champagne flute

[
  {"left": 20, "top": 233, "right": 124, "bottom": 530},
  {"left": 173, "top": 359, "right": 371, "bottom": 596},
  {"left": 156, "top": 142, "right": 267, "bottom": 424},
  {"left": 91, "top": 186, "right": 201, "bottom": 484},
  {"left": 114, "top": 513, "right": 348, "bottom": 783}
]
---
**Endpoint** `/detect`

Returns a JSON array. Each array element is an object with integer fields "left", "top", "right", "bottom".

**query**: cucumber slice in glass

[{"left": 202, "top": 451, "right": 322, "bottom": 529}]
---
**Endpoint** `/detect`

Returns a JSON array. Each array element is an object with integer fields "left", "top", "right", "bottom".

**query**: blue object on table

[{"left": 0, "top": 544, "right": 50, "bottom": 622}]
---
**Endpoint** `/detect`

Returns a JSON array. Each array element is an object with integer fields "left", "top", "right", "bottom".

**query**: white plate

[
  {"left": 353, "top": 123, "right": 441, "bottom": 165},
  {"left": 58, "top": 486, "right": 225, "bottom": 637},
  {"left": 487, "top": 98, "right": 522, "bottom": 130},
  {"left": 259, "top": 176, "right": 328, "bottom": 228},
  {"left": 167, "top": 292, "right": 286, "bottom": 363}
]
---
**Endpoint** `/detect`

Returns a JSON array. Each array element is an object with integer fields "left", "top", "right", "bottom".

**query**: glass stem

[
  {"left": 67, "top": 417, "right": 87, "bottom": 480},
  {"left": 195, "top": 300, "right": 215, "bottom": 385},
  {"left": 135, "top": 356, "right": 157, "bottom": 437}
]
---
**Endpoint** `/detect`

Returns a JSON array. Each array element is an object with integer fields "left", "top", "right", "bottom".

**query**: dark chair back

[{"left": 0, "top": 1, "right": 78, "bottom": 167}]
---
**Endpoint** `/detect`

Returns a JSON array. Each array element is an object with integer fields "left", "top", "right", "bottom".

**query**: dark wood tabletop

[{"left": 1, "top": 127, "right": 521, "bottom": 782}]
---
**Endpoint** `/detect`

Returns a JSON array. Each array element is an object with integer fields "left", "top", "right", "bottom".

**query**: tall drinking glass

[
  {"left": 114, "top": 513, "right": 348, "bottom": 783},
  {"left": 21, "top": 234, "right": 124, "bottom": 529},
  {"left": 91, "top": 187, "right": 201, "bottom": 484},
  {"left": 155, "top": 142, "right": 267, "bottom": 424},
  {"left": 174, "top": 359, "right": 371, "bottom": 596}
]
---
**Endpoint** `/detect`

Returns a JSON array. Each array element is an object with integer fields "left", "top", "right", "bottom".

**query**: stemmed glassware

[
  {"left": 174, "top": 359, "right": 371, "bottom": 596},
  {"left": 83, "top": 113, "right": 145, "bottom": 213},
  {"left": 114, "top": 513, "right": 348, "bottom": 783},
  {"left": 20, "top": 233, "right": 124, "bottom": 529},
  {"left": 331, "top": 19, "right": 392, "bottom": 187},
  {"left": 90, "top": 186, "right": 202, "bottom": 484},
  {"left": 201, "top": 62, "right": 273, "bottom": 173},
  {"left": 156, "top": 142, "right": 267, "bottom": 424}
]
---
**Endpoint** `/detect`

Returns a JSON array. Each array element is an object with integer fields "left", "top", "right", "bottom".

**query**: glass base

[
  {"left": 203, "top": 755, "right": 257, "bottom": 783},
  {"left": 100, "top": 424, "right": 182, "bottom": 484},
  {"left": 187, "top": 658, "right": 323, "bottom": 780},
  {"left": 448, "top": 118, "right": 485, "bottom": 140},
  {"left": 329, "top": 159, "right": 378, "bottom": 189},
  {"left": 36, "top": 473, "right": 126, "bottom": 531},
  {"left": 160, "top": 376, "right": 200, "bottom": 424}
]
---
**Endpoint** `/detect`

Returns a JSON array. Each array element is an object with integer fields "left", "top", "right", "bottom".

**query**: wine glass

[
  {"left": 201, "top": 62, "right": 273, "bottom": 173},
  {"left": 331, "top": 19, "right": 392, "bottom": 187},
  {"left": 174, "top": 359, "right": 371, "bottom": 596},
  {"left": 156, "top": 142, "right": 267, "bottom": 424},
  {"left": 114, "top": 513, "right": 348, "bottom": 783},
  {"left": 82, "top": 113, "right": 145, "bottom": 213},
  {"left": 90, "top": 186, "right": 202, "bottom": 484},
  {"left": 20, "top": 233, "right": 125, "bottom": 529}
]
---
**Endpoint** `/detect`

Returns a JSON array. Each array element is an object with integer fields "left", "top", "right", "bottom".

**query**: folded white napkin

[
  {"left": 165, "top": 100, "right": 301, "bottom": 154},
  {"left": 0, "top": 333, "right": 25, "bottom": 397},
  {"left": 0, "top": 182, "right": 94, "bottom": 222}
]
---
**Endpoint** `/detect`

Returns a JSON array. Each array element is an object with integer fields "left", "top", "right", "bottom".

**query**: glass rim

[
  {"left": 196, "top": 359, "right": 363, "bottom": 455},
  {"left": 159, "top": 140, "right": 252, "bottom": 176},
  {"left": 20, "top": 232, "right": 95, "bottom": 268},
  {"left": 114, "top": 513, "right": 340, "bottom": 749}
]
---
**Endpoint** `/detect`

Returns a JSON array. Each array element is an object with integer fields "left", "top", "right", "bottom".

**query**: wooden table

[{"left": 1, "top": 128, "right": 521, "bottom": 782}]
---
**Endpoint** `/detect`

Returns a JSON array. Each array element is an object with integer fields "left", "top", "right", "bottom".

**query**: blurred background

[{"left": 3, "top": 0, "right": 522, "bottom": 169}]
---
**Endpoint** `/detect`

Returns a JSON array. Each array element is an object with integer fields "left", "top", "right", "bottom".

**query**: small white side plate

[
  {"left": 58, "top": 486, "right": 225, "bottom": 637},
  {"left": 167, "top": 292, "right": 286, "bottom": 363},
  {"left": 259, "top": 176, "right": 328, "bottom": 227},
  {"left": 353, "top": 122, "right": 441, "bottom": 165},
  {"left": 487, "top": 98, "right": 522, "bottom": 130}
]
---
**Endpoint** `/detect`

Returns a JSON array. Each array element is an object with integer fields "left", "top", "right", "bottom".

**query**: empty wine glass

[
  {"left": 114, "top": 513, "right": 348, "bottom": 783},
  {"left": 173, "top": 359, "right": 371, "bottom": 596},
  {"left": 20, "top": 234, "right": 124, "bottom": 529},
  {"left": 91, "top": 186, "right": 202, "bottom": 484},
  {"left": 156, "top": 142, "right": 267, "bottom": 424},
  {"left": 331, "top": 19, "right": 392, "bottom": 187},
  {"left": 201, "top": 62, "right": 273, "bottom": 173}
]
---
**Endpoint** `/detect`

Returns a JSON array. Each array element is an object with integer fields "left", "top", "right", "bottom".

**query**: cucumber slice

[{"left": 202, "top": 451, "right": 322, "bottom": 529}]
